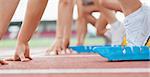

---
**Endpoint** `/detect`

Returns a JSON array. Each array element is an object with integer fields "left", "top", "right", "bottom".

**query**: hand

[
  {"left": 46, "top": 38, "right": 63, "bottom": 55},
  {"left": 6, "top": 42, "right": 32, "bottom": 62}
]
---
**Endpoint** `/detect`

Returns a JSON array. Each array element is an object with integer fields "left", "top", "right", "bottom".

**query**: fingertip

[
  {"left": 60, "top": 50, "right": 66, "bottom": 55},
  {"left": 21, "top": 58, "right": 30, "bottom": 62},
  {"left": 0, "top": 60, "right": 8, "bottom": 65},
  {"left": 66, "top": 49, "right": 71, "bottom": 54},
  {"left": 27, "top": 57, "right": 32, "bottom": 60},
  {"left": 47, "top": 51, "right": 57, "bottom": 56}
]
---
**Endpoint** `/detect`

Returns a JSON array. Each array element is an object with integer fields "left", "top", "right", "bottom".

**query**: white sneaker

[
  {"left": 124, "top": 5, "right": 150, "bottom": 46},
  {"left": 105, "top": 20, "right": 125, "bottom": 45}
]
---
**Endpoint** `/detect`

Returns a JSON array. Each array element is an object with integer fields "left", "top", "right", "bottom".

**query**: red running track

[{"left": 0, "top": 54, "right": 150, "bottom": 77}]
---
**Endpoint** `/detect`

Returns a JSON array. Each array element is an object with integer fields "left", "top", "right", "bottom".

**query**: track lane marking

[{"left": 0, "top": 68, "right": 150, "bottom": 74}]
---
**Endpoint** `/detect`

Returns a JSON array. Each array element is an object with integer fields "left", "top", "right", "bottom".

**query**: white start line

[
  {"left": 0, "top": 68, "right": 150, "bottom": 74},
  {"left": 35, "top": 54, "right": 100, "bottom": 58}
]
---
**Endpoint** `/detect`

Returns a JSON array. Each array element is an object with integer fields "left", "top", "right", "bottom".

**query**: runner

[
  {"left": 77, "top": 0, "right": 126, "bottom": 45},
  {"left": 95, "top": 0, "right": 150, "bottom": 46}
]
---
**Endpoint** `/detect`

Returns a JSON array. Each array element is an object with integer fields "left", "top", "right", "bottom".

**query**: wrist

[{"left": 56, "top": 36, "right": 63, "bottom": 39}]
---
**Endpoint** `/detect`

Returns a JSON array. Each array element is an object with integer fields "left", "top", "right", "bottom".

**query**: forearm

[
  {"left": 0, "top": 0, "right": 20, "bottom": 38},
  {"left": 63, "top": 5, "right": 74, "bottom": 40},
  {"left": 17, "top": 0, "right": 48, "bottom": 43}
]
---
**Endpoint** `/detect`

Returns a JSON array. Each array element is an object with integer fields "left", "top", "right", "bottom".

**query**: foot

[{"left": 24, "top": 43, "right": 32, "bottom": 60}]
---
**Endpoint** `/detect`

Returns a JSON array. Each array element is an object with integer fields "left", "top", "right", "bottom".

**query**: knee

[{"left": 96, "top": 26, "right": 106, "bottom": 36}]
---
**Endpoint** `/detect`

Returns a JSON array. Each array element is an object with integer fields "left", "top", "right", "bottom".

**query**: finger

[
  {"left": 66, "top": 48, "right": 71, "bottom": 54},
  {"left": 0, "top": 60, "right": 8, "bottom": 65},
  {"left": 57, "top": 48, "right": 63, "bottom": 55},
  {"left": 57, "top": 51, "right": 61, "bottom": 55},
  {"left": 24, "top": 45, "right": 31, "bottom": 58},
  {"left": 5, "top": 57, "right": 21, "bottom": 61},
  {"left": 6, "top": 54, "right": 21, "bottom": 61},
  {"left": 21, "top": 58, "right": 30, "bottom": 62},
  {"left": 26, "top": 57, "right": 32, "bottom": 60},
  {"left": 59, "top": 50, "right": 66, "bottom": 55},
  {"left": 5, "top": 58, "right": 15, "bottom": 61},
  {"left": 18, "top": 53, "right": 30, "bottom": 62},
  {"left": 49, "top": 51, "right": 57, "bottom": 55},
  {"left": 45, "top": 48, "right": 54, "bottom": 56},
  {"left": 24, "top": 51, "right": 32, "bottom": 60},
  {"left": 46, "top": 49, "right": 57, "bottom": 56}
]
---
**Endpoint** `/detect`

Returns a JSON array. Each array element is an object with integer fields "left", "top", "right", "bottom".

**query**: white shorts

[{"left": 124, "top": 5, "right": 150, "bottom": 46}]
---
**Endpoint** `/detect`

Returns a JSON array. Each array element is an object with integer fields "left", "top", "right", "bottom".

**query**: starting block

[
  {"left": 93, "top": 46, "right": 150, "bottom": 61},
  {"left": 69, "top": 45, "right": 97, "bottom": 53},
  {"left": 70, "top": 45, "right": 150, "bottom": 61},
  {"left": 69, "top": 45, "right": 111, "bottom": 53}
]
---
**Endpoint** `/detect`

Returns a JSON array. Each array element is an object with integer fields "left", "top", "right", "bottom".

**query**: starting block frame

[{"left": 70, "top": 45, "right": 150, "bottom": 61}]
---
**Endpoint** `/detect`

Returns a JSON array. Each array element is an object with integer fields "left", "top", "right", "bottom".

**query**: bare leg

[
  {"left": 118, "top": 0, "right": 141, "bottom": 16},
  {"left": 99, "top": 0, "right": 122, "bottom": 12},
  {"left": 85, "top": 14, "right": 96, "bottom": 26},
  {"left": 95, "top": 5, "right": 117, "bottom": 24},
  {"left": 95, "top": 14, "right": 108, "bottom": 36},
  {"left": 76, "top": 0, "right": 111, "bottom": 45},
  {"left": 11, "top": 0, "right": 48, "bottom": 62},
  {"left": 117, "top": 0, "right": 150, "bottom": 46},
  {"left": 76, "top": 0, "right": 109, "bottom": 45},
  {"left": 0, "top": 0, "right": 20, "bottom": 65},
  {"left": 80, "top": 3, "right": 99, "bottom": 26},
  {"left": 77, "top": 0, "right": 126, "bottom": 45},
  {"left": 94, "top": 0, "right": 126, "bottom": 45}
]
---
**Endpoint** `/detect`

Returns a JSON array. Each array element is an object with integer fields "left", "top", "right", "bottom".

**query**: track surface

[{"left": 0, "top": 48, "right": 150, "bottom": 77}]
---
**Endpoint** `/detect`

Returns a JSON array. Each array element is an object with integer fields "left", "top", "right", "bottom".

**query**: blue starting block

[
  {"left": 70, "top": 45, "right": 150, "bottom": 61},
  {"left": 93, "top": 46, "right": 150, "bottom": 61},
  {"left": 69, "top": 45, "right": 111, "bottom": 53}
]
